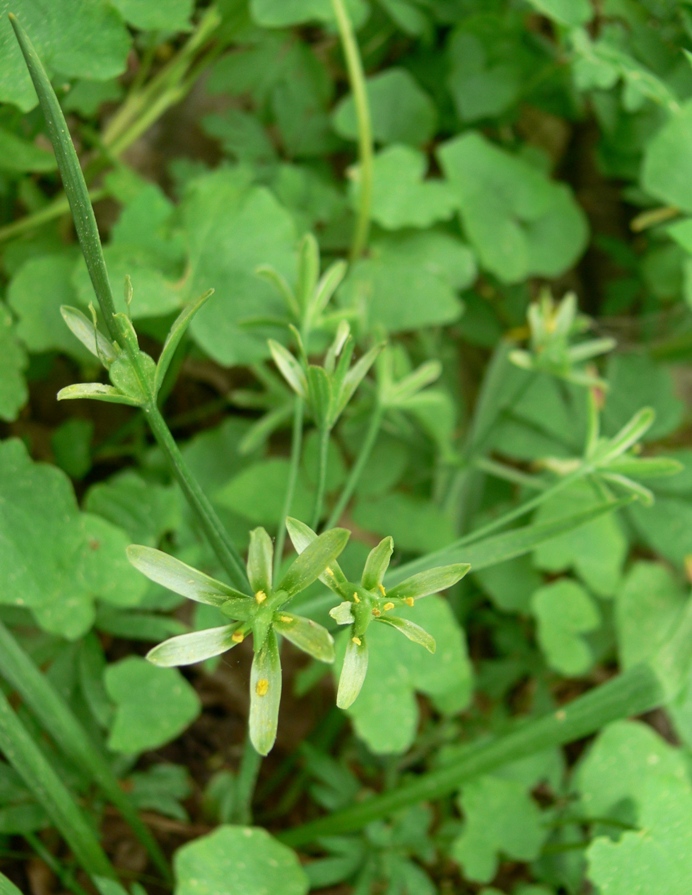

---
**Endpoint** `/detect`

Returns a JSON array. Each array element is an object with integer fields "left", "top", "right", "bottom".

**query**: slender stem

[
  {"left": 274, "top": 398, "right": 305, "bottom": 580},
  {"left": 145, "top": 402, "right": 249, "bottom": 590},
  {"left": 311, "top": 424, "right": 331, "bottom": 530},
  {"left": 0, "top": 188, "right": 107, "bottom": 245},
  {"left": 232, "top": 735, "right": 263, "bottom": 825},
  {"left": 473, "top": 456, "right": 548, "bottom": 492},
  {"left": 331, "top": 0, "right": 373, "bottom": 261},
  {"left": 24, "top": 834, "right": 90, "bottom": 895},
  {"left": 325, "top": 404, "right": 383, "bottom": 529}
]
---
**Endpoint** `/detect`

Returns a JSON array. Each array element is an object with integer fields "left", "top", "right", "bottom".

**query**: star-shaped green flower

[
  {"left": 286, "top": 518, "right": 470, "bottom": 708},
  {"left": 127, "top": 524, "right": 349, "bottom": 754}
]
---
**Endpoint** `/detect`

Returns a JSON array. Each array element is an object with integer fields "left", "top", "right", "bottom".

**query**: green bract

[{"left": 128, "top": 523, "right": 349, "bottom": 754}]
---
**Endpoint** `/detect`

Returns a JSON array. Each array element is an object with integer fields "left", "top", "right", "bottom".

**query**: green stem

[
  {"left": 311, "top": 424, "right": 331, "bottom": 530},
  {"left": 331, "top": 0, "right": 373, "bottom": 261},
  {"left": 473, "top": 456, "right": 548, "bottom": 492},
  {"left": 274, "top": 398, "right": 305, "bottom": 580},
  {"left": 24, "top": 834, "right": 90, "bottom": 895},
  {"left": 324, "top": 404, "right": 383, "bottom": 529},
  {"left": 280, "top": 661, "right": 667, "bottom": 847},
  {"left": 232, "top": 735, "right": 263, "bottom": 825},
  {"left": 145, "top": 402, "right": 249, "bottom": 590}
]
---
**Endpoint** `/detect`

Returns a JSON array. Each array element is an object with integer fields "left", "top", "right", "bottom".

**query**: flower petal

[
  {"left": 273, "top": 613, "right": 335, "bottom": 663},
  {"left": 146, "top": 624, "right": 241, "bottom": 667},
  {"left": 249, "top": 630, "right": 282, "bottom": 756}
]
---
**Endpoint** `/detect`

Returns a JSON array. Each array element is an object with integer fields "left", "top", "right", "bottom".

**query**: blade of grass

[
  {"left": 0, "top": 621, "right": 170, "bottom": 881},
  {"left": 0, "top": 688, "right": 114, "bottom": 879}
]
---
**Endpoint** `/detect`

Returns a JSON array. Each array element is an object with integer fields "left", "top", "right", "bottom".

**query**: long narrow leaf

[
  {"left": 0, "top": 687, "right": 114, "bottom": 878},
  {"left": 154, "top": 289, "right": 214, "bottom": 393},
  {"left": 0, "top": 622, "right": 169, "bottom": 879},
  {"left": 386, "top": 497, "right": 634, "bottom": 585},
  {"left": 278, "top": 527, "right": 350, "bottom": 597}
]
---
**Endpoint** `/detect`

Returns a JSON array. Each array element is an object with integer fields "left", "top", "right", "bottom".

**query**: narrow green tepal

[{"left": 8, "top": 14, "right": 120, "bottom": 343}]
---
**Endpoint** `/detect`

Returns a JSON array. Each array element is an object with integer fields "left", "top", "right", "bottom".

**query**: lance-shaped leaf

[
  {"left": 269, "top": 340, "right": 307, "bottom": 398},
  {"left": 57, "top": 382, "right": 141, "bottom": 406},
  {"left": 311, "top": 259, "right": 347, "bottom": 320},
  {"left": 127, "top": 546, "right": 249, "bottom": 607},
  {"left": 599, "top": 472, "right": 654, "bottom": 506},
  {"left": 60, "top": 306, "right": 117, "bottom": 365},
  {"left": 377, "top": 616, "right": 436, "bottom": 653},
  {"left": 154, "top": 289, "right": 213, "bottom": 394},
  {"left": 334, "top": 343, "right": 383, "bottom": 421},
  {"left": 247, "top": 527, "right": 273, "bottom": 594},
  {"left": 307, "top": 364, "right": 334, "bottom": 429},
  {"left": 286, "top": 517, "right": 349, "bottom": 594},
  {"left": 337, "top": 635, "right": 369, "bottom": 710},
  {"left": 278, "top": 527, "right": 350, "bottom": 598},
  {"left": 250, "top": 629, "right": 282, "bottom": 756},
  {"left": 273, "top": 613, "right": 335, "bottom": 663},
  {"left": 385, "top": 359, "right": 442, "bottom": 407},
  {"left": 607, "top": 456, "right": 683, "bottom": 480},
  {"left": 361, "top": 537, "right": 393, "bottom": 591},
  {"left": 296, "top": 232, "right": 320, "bottom": 314},
  {"left": 147, "top": 624, "right": 242, "bottom": 667},
  {"left": 386, "top": 563, "right": 470, "bottom": 602}
]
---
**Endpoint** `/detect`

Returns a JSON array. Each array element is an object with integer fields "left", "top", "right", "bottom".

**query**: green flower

[
  {"left": 127, "top": 524, "right": 349, "bottom": 755},
  {"left": 286, "top": 519, "right": 470, "bottom": 709}
]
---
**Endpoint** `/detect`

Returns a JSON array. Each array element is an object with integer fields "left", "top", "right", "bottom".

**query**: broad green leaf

[
  {"left": 0, "top": 1, "right": 131, "bottom": 111},
  {"left": 438, "top": 132, "right": 588, "bottom": 283},
  {"left": 0, "top": 872, "right": 23, "bottom": 895},
  {"left": 278, "top": 528, "right": 350, "bottom": 597},
  {"left": 352, "top": 145, "right": 457, "bottom": 229},
  {"left": 174, "top": 825, "right": 308, "bottom": 895},
  {"left": 361, "top": 537, "right": 393, "bottom": 590},
  {"left": 531, "top": 580, "right": 600, "bottom": 676},
  {"left": 574, "top": 720, "right": 689, "bottom": 825},
  {"left": 532, "top": 482, "right": 628, "bottom": 597},
  {"left": 85, "top": 471, "right": 182, "bottom": 546},
  {"left": 446, "top": 28, "right": 521, "bottom": 123},
  {"left": 147, "top": 625, "right": 241, "bottom": 667},
  {"left": 216, "top": 459, "right": 313, "bottom": 526},
  {"left": 339, "top": 230, "right": 474, "bottom": 332},
  {"left": 181, "top": 169, "right": 297, "bottom": 365},
  {"left": 7, "top": 255, "right": 88, "bottom": 358},
  {"left": 247, "top": 527, "right": 274, "bottom": 594},
  {"left": 110, "top": 0, "right": 194, "bottom": 31},
  {"left": 0, "top": 125, "right": 55, "bottom": 171},
  {"left": 249, "top": 629, "right": 282, "bottom": 755},
  {"left": 273, "top": 613, "right": 335, "bottom": 663},
  {"left": 105, "top": 656, "right": 201, "bottom": 753},
  {"left": 0, "top": 307, "right": 28, "bottom": 422},
  {"left": 642, "top": 99, "right": 692, "bottom": 213},
  {"left": 474, "top": 555, "right": 541, "bottom": 614},
  {"left": 615, "top": 562, "right": 687, "bottom": 670},
  {"left": 386, "top": 563, "right": 470, "bottom": 602},
  {"left": 57, "top": 382, "right": 141, "bottom": 407},
  {"left": 602, "top": 354, "right": 683, "bottom": 442},
  {"left": 452, "top": 776, "right": 546, "bottom": 883},
  {"left": 251, "top": 0, "right": 366, "bottom": 27},
  {"left": 333, "top": 68, "right": 436, "bottom": 146},
  {"left": 126, "top": 545, "right": 249, "bottom": 607},
  {"left": 353, "top": 492, "right": 456, "bottom": 555},
  {"left": 128, "top": 763, "right": 190, "bottom": 823},
  {"left": 340, "top": 596, "right": 472, "bottom": 752},
  {"left": 0, "top": 439, "right": 147, "bottom": 638},
  {"left": 203, "top": 109, "right": 277, "bottom": 165},
  {"left": 587, "top": 775, "right": 692, "bottom": 895},
  {"left": 526, "top": 0, "right": 592, "bottom": 27}
]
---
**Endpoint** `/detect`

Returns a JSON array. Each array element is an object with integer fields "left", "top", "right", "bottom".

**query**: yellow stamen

[
  {"left": 372, "top": 608, "right": 381, "bottom": 617},
  {"left": 352, "top": 636, "right": 362, "bottom": 646},
  {"left": 278, "top": 614, "right": 293, "bottom": 623},
  {"left": 403, "top": 597, "right": 414, "bottom": 607},
  {"left": 256, "top": 678, "right": 269, "bottom": 696},
  {"left": 325, "top": 566, "right": 334, "bottom": 576},
  {"left": 378, "top": 583, "right": 387, "bottom": 596},
  {"left": 383, "top": 602, "right": 395, "bottom": 611},
  {"left": 254, "top": 590, "right": 267, "bottom": 604},
  {"left": 231, "top": 631, "right": 245, "bottom": 643},
  {"left": 352, "top": 591, "right": 360, "bottom": 603}
]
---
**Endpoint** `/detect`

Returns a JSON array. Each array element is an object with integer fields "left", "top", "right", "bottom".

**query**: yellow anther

[
  {"left": 325, "top": 566, "right": 334, "bottom": 576},
  {"left": 256, "top": 678, "right": 269, "bottom": 697},
  {"left": 231, "top": 631, "right": 245, "bottom": 643},
  {"left": 383, "top": 602, "right": 395, "bottom": 611},
  {"left": 372, "top": 607, "right": 381, "bottom": 617},
  {"left": 403, "top": 597, "right": 414, "bottom": 607},
  {"left": 352, "top": 591, "right": 361, "bottom": 603},
  {"left": 378, "top": 583, "right": 387, "bottom": 596},
  {"left": 352, "top": 636, "right": 362, "bottom": 646},
  {"left": 254, "top": 590, "right": 267, "bottom": 604},
  {"left": 278, "top": 614, "right": 293, "bottom": 623}
]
